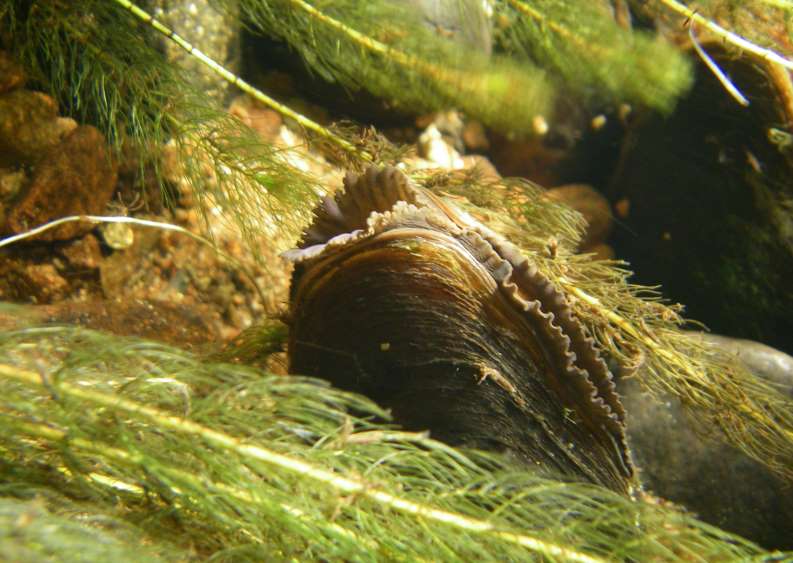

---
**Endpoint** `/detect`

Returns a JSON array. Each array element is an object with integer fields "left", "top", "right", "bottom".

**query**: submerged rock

[
  {"left": 0, "top": 50, "right": 25, "bottom": 94},
  {"left": 0, "top": 90, "right": 75, "bottom": 166},
  {"left": 621, "top": 333, "right": 793, "bottom": 550},
  {"left": 543, "top": 183, "right": 612, "bottom": 251},
  {"left": 153, "top": 0, "right": 240, "bottom": 103},
  {"left": 400, "top": 0, "right": 492, "bottom": 55},
  {"left": 6, "top": 126, "right": 117, "bottom": 240}
]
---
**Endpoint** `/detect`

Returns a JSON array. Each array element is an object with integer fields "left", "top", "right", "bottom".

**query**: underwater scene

[{"left": 0, "top": 0, "right": 792, "bottom": 560}]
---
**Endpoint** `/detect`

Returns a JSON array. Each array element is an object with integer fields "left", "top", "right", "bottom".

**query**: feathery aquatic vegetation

[{"left": 0, "top": 327, "right": 778, "bottom": 561}]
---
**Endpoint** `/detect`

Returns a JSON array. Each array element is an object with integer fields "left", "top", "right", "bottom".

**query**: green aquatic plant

[
  {"left": 0, "top": 327, "right": 779, "bottom": 561},
  {"left": 1, "top": 0, "right": 793, "bottom": 558},
  {"left": 0, "top": 0, "right": 323, "bottom": 252},
  {"left": 227, "top": 0, "right": 556, "bottom": 136},
  {"left": 493, "top": 0, "right": 693, "bottom": 112}
]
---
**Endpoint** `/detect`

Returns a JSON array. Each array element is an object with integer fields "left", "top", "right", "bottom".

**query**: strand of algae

[
  {"left": 112, "top": 0, "right": 369, "bottom": 162},
  {"left": 655, "top": 0, "right": 793, "bottom": 70},
  {"left": 557, "top": 271, "right": 793, "bottom": 481},
  {"left": 0, "top": 361, "right": 603, "bottom": 563},
  {"left": 8, "top": 420, "right": 374, "bottom": 552},
  {"left": 0, "top": 215, "right": 268, "bottom": 305}
]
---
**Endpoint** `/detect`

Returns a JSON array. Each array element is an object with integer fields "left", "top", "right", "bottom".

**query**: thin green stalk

[
  {"left": 112, "top": 0, "right": 370, "bottom": 162},
  {"left": 0, "top": 361, "right": 604, "bottom": 563},
  {"left": 8, "top": 419, "right": 372, "bottom": 551}
]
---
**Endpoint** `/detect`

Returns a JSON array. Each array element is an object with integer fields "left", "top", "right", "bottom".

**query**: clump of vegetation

[
  {"left": 1, "top": 0, "right": 793, "bottom": 558},
  {"left": 0, "top": 327, "right": 775, "bottom": 560}
]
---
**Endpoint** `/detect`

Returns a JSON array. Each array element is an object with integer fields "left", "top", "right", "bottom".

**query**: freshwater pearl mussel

[{"left": 285, "top": 166, "right": 634, "bottom": 494}]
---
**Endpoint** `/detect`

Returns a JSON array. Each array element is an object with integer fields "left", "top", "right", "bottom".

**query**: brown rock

[
  {"left": 489, "top": 134, "right": 566, "bottom": 186},
  {"left": 99, "top": 228, "right": 160, "bottom": 297},
  {"left": 614, "top": 197, "right": 630, "bottom": 219},
  {"left": 586, "top": 243, "right": 615, "bottom": 261},
  {"left": 544, "top": 184, "right": 612, "bottom": 250},
  {"left": 6, "top": 125, "right": 118, "bottom": 240},
  {"left": 0, "top": 51, "right": 26, "bottom": 94},
  {"left": 0, "top": 89, "right": 65, "bottom": 165},
  {"left": 0, "top": 167, "right": 27, "bottom": 200},
  {"left": 0, "top": 167, "right": 27, "bottom": 227},
  {"left": 19, "top": 264, "right": 69, "bottom": 303},
  {"left": 59, "top": 234, "right": 103, "bottom": 270},
  {"left": 462, "top": 120, "right": 489, "bottom": 151},
  {"left": 0, "top": 299, "right": 220, "bottom": 350},
  {"left": 459, "top": 155, "right": 501, "bottom": 183},
  {"left": 229, "top": 95, "right": 283, "bottom": 142}
]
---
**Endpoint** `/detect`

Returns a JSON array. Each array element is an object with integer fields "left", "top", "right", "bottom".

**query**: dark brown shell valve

[{"left": 286, "top": 166, "right": 635, "bottom": 494}]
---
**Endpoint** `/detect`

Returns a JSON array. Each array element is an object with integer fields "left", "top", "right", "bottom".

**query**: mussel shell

[{"left": 287, "top": 167, "right": 634, "bottom": 493}]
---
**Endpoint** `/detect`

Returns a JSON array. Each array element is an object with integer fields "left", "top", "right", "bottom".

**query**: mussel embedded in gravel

[{"left": 285, "top": 166, "right": 634, "bottom": 494}]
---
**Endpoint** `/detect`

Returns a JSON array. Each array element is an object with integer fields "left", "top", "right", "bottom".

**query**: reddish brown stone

[
  {"left": 0, "top": 299, "right": 220, "bottom": 350},
  {"left": 0, "top": 89, "right": 66, "bottom": 165},
  {"left": 0, "top": 167, "right": 27, "bottom": 201},
  {"left": 59, "top": 234, "right": 103, "bottom": 270},
  {"left": 459, "top": 155, "right": 501, "bottom": 183},
  {"left": 19, "top": 263, "right": 69, "bottom": 303},
  {"left": 462, "top": 120, "right": 489, "bottom": 151},
  {"left": 614, "top": 197, "right": 630, "bottom": 219},
  {"left": 0, "top": 51, "right": 26, "bottom": 94},
  {"left": 7, "top": 125, "right": 118, "bottom": 240},
  {"left": 586, "top": 243, "right": 616, "bottom": 261},
  {"left": 544, "top": 184, "right": 613, "bottom": 250},
  {"left": 229, "top": 95, "right": 283, "bottom": 142},
  {"left": 489, "top": 134, "right": 566, "bottom": 187}
]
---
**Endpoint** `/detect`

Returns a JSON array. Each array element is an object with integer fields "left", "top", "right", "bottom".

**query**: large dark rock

[
  {"left": 610, "top": 53, "right": 793, "bottom": 355},
  {"left": 621, "top": 334, "right": 793, "bottom": 550}
]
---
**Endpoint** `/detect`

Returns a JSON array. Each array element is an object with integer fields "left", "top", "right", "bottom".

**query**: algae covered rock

[{"left": 6, "top": 125, "right": 117, "bottom": 240}]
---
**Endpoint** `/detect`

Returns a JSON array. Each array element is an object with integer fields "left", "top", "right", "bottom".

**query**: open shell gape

[{"left": 286, "top": 166, "right": 635, "bottom": 494}]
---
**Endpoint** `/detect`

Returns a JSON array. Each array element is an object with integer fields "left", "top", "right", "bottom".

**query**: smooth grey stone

[
  {"left": 620, "top": 333, "right": 793, "bottom": 549},
  {"left": 689, "top": 332, "right": 793, "bottom": 395}
]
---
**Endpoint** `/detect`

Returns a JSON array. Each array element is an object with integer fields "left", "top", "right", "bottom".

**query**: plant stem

[
  {"left": 655, "top": 0, "right": 793, "bottom": 71},
  {"left": 112, "top": 0, "right": 370, "bottom": 161},
  {"left": 6, "top": 418, "right": 369, "bottom": 549},
  {"left": 0, "top": 361, "right": 604, "bottom": 563}
]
